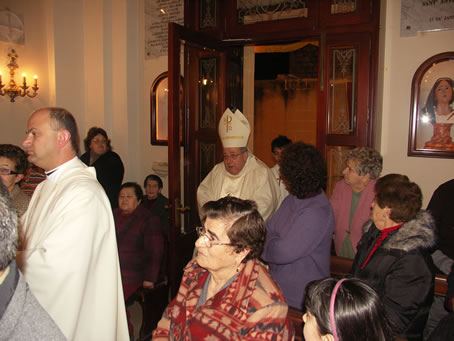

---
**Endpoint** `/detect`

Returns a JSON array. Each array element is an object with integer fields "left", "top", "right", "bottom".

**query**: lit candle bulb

[
  {"left": 22, "top": 73, "right": 26, "bottom": 84},
  {"left": 34, "top": 75, "right": 38, "bottom": 86}
]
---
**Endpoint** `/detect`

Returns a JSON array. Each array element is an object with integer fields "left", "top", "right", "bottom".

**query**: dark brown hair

[
  {"left": 200, "top": 196, "right": 266, "bottom": 262},
  {"left": 425, "top": 77, "right": 454, "bottom": 124},
  {"left": 144, "top": 174, "right": 163, "bottom": 189},
  {"left": 0, "top": 144, "right": 28, "bottom": 174},
  {"left": 304, "top": 277, "right": 395, "bottom": 341},
  {"left": 83, "top": 127, "right": 112, "bottom": 153},
  {"left": 280, "top": 142, "right": 326, "bottom": 199},
  {"left": 119, "top": 182, "right": 143, "bottom": 201},
  {"left": 271, "top": 135, "right": 292, "bottom": 151},
  {"left": 375, "top": 174, "right": 422, "bottom": 223}
]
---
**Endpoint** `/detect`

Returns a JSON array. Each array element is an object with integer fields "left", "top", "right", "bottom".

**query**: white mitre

[{"left": 218, "top": 108, "right": 250, "bottom": 148}]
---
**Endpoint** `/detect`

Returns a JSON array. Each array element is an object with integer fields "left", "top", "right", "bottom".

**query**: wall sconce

[{"left": 0, "top": 49, "right": 38, "bottom": 102}]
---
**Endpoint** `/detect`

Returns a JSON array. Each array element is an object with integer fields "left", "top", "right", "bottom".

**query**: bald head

[
  {"left": 47, "top": 108, "right": 80, "bottom": 154},
  {"left": 22, "top": 107, "right": 79, "bottom": 171}
]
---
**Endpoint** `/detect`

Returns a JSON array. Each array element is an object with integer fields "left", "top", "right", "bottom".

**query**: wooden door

[
  {"left": 183, "top": 1, "right": 379, "bottom": 198},
  {"left": 319, "top": 32, "right": 375, "bottom": 195},
  {"left": 168, "top": 23, "right": 227, "bottom": 296},
  {"left": 167, "top": 24, "right": 375, "bottom": 294}
]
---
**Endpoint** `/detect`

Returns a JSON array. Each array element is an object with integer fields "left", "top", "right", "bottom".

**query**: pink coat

[{"left": 330, "top": 179, "right": 377, "bottom": 255}]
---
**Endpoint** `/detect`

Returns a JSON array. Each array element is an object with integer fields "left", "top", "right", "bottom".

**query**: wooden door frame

[
  {"left": 168, "top": 23, "right": 228, "bottom": 296},
  {"left": 318, "top": 31, "right": 374, "bottom": 157}
]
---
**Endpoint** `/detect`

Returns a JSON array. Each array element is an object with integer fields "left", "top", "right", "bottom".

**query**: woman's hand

[{"left": 143, "top": 281, "right": 155, "bottom": 289}]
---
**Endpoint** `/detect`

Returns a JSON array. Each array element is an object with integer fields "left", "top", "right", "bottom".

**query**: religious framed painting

[
  {"left": 408, "top": 51, "right": 454, "bottom": 158},
  {"left": 150, "top": 71, "right": 184, "bottom": 146}
]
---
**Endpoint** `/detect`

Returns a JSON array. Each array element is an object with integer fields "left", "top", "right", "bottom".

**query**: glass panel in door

[{"left": 328, "top": 46, "right": 357, "bottom": 135}]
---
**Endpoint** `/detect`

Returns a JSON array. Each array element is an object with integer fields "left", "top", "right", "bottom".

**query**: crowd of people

[{"left": 0, "top": 105, "right": 452, "bottom": 341}]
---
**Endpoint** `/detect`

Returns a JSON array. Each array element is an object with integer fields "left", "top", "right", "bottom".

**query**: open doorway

[{"left": 251, "top": 40, "right": 320, "bottom": 168}]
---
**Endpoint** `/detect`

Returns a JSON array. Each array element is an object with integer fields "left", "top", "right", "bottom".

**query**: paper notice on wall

[
  {"left": 401, "top": 0, "right": 454, "bottom": 37},
  {"left": 145, "top": 0, "right": 184, "bottom": 59}
]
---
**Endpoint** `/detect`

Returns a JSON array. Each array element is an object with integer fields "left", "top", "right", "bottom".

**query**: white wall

[
  {"left": 0, "top": 0, "right": 50, "bottom": 146},
  {"left": 378, "top": 0, "right": 454, "bottom": 207},
  {"left": 2, "top": 0, "right": 452, "bottom": 203},
  {"left": 0, "top": 0, "right": 172, "bottom": 195}
]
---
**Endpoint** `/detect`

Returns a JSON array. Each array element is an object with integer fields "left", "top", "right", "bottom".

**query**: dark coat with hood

[{"left": 351, "top": 210, "right": 436, "bottom": 341}]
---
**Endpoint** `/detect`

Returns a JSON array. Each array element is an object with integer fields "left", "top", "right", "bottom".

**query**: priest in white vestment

[
  {"left": 17, "top": 107, "right": 129, "bottom": 341},
  {"left": 197, "top": 108, "right": 280, "bottom": 221}
]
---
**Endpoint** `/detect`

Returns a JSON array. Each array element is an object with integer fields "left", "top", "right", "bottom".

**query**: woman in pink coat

[{"left": 330, "top": 147, "right": 382, "bottom": 258}]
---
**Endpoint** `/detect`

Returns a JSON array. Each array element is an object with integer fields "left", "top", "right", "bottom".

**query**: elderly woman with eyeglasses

[
  {"left": 153, "top": 196, "right": 294, "bottom": 340},
  {"left": 80, "top": 127, "right": 124, "bottom": 208}
]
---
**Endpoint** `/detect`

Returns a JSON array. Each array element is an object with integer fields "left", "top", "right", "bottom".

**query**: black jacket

[
  {"left": 427, "top": 179, "right": 454, "bottom": 260},
  {"left": 351, "top": 210, "right": 436, "bottom": 341},
  {"left": 142, "top": 193, "right": 169, "bottom": 235},
  {"left": 80, "top": 150, "right": 124, "bottom": 209}
]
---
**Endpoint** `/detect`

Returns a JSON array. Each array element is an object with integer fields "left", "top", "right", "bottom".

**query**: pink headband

[{"left": 329, "top": 278, "right": 347, "bottom": 341}]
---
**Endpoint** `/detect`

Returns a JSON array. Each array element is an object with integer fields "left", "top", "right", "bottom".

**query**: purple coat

[
  {"left": 114, "top": 205, "right": 164, "bottom": 301},
  {"left": 262, "top": 191, "right": 334, "bottom": 309}
]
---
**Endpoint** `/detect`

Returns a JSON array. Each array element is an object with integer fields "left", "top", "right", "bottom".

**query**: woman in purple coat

[{"left": 262, "top": 142, "right": 334, "bottom": 310}]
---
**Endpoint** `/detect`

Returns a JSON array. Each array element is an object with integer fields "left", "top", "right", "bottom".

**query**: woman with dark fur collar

[{"left": 351, "top": 174, "right": 436, "bottom": 341}]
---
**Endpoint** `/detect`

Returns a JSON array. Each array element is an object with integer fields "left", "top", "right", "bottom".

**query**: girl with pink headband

[{"left": 302, "top": 277, "right": 394, "bottom": 341}]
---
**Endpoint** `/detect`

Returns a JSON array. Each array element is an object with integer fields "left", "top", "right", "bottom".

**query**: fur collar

[{"left": 363, "top": 210, "right": 436, "bottom": 252}]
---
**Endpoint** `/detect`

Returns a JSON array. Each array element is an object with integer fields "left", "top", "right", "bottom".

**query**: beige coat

[
  {"left": 18, "top": 158, "right": 129, "bottom": 341},
  {"left": 271, "top": 163, "right": 289, "bottom": 202},
  {"left": 197, "top": 154, "right": 281, "bottom": 221}
]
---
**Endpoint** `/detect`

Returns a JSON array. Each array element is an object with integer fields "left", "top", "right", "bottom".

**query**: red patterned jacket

[{"left": 153, "top": 258, "right": 294, "bottom": 340}]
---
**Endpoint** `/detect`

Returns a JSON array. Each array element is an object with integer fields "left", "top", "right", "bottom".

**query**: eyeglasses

[
  {"left": 0, "top": 168, "right": 20, "bottom": 175},
  {"left": 196, "top": 226, "right": 232, "bottom": 247},
  {"left": 223, "top": 151, "right": 245, "bottom": 161}
]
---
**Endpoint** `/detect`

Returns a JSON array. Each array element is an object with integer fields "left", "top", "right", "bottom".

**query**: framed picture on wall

[
  {"left": 408, "top": 51, "right": 454, "bottom": 158},
  {"left": 150, "top": 71, "right": 184, "bottom": 146}
]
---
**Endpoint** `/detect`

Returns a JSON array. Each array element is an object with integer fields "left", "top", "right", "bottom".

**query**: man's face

[
  {"left": 145, "top": 179, "right": 161, "bottom": 200},
  {"left": 22, "top": 110, "right": 59, "bottom": 171},
  {"left": 223, "top": 147, "right": 248, "bottom": 175},
  {"left": 272, "top": 147, "right": 284, "bottom": 165}
]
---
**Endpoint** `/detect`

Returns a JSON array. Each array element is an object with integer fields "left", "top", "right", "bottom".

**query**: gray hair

[
  {"left": 0, "top": 181, "right": 18, "bottom": 271},
  {"left": 347, "top": 147, "right": 383, "bottom": 179}
]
